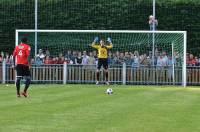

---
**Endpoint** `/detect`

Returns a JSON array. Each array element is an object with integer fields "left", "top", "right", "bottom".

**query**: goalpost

[{"left": 15, "top": 29, "right": 187, "bottom": 86}]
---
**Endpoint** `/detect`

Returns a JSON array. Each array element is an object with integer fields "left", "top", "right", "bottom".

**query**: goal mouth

[{"left": 16, "top": 29, "right": 187, "bottom": 86}]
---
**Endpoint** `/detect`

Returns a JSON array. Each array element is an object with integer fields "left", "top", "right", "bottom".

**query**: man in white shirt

[{"left": 82, "top": 51, "right": 89, "bottom": 65}]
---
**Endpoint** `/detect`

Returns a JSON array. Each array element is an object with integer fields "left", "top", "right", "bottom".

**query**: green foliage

[{"left": 0, "top": 0, "right": 199, "bottom": 55}]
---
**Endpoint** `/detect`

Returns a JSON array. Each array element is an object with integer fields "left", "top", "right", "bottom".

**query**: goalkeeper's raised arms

[
  {"left": 107, "top": 37, "right": 112, "bottom": 43},
  {"left": 91, "top": 37, "right": 113, "bottom": 49},
  {"left": 94, "top": 36, "right": 99, "bottom": 43},
  {"left": 91, "top": 37, "right": 113, "bottom": 51}
]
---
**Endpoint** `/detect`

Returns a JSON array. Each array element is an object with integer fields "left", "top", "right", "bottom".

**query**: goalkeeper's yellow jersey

[{"left": 92, "top": 43, "right": 113, "bottom": 59}]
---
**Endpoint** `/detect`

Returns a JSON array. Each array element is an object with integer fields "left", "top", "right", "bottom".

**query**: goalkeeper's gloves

[
  {"left": 94, "top": 37, "right": 99, "bottom": 43},
  {"left": 107, "top": 37, "right": 112, "bottom": 43}
]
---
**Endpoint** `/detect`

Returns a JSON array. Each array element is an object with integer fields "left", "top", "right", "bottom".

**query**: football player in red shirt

[{"left": 13, "top": 38, "right": 31, "bottom": 97}]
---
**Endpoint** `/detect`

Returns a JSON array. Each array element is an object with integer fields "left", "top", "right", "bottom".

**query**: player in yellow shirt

[{"left": 91, "top": 37, "right": 113, "bottom": 85}]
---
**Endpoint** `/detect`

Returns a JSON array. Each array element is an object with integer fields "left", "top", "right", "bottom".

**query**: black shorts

[
  {"left": 97, "top": 58, "right": 108, "bottom": 70},
  {"left": 16, "top": 64, "right": 31, "bottom": 77}
]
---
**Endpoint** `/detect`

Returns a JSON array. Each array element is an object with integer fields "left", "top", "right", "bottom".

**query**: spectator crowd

[{"left": 0, "top": 49, "right": 200, "bottom": 67}]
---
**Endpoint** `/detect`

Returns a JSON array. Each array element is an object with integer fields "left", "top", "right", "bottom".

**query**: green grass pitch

[{"left": 0, "top": 84, "right": 200, "bottom": 132}]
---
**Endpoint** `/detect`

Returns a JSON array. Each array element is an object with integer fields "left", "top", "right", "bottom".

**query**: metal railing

[{"left": 0, "top": 62, "right": 200, "bottom": 85}]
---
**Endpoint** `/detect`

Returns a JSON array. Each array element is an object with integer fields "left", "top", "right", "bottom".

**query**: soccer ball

[{"left": 106, "top": 88, "right": 113, "bottom": 95}]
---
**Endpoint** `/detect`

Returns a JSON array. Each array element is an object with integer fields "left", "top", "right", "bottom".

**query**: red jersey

[{"left": 13, "top": 43, "right": 31, "bottom": 66}]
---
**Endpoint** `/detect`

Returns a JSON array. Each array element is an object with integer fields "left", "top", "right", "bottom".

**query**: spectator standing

[
  {"left": 156, "top": 54, "right": 164, "bottom": 68},
  {"left": 58, "top": 53, "right": 64, "bottom": 64},
  {"left": 118, "top": 52, "right": 125, "bottom": 64},
  {"left": 5, "top": 52, "right": 11, "bottom": 64},
  {"left": 30, "top": 58, "right": 35, "bottom": 65},
  {"left": 113, "top": 51, "right": 120, "bottom": 65},
  {"left": 149, "top": 15, "right": 158, "bottom": 31},
  {"left": 82, "top": 51, "right": 89, "bottom": 65},
  {"left": 36, "top": 49, "right": 45, "bottom": 60},
  {"left": 140, "top": 54, "right": 149, "bottom": 66},
  {"left": 44, "top": 56, "right": 53, "bottom": 64},
  {"left": 108, "top": 52, "right": 114, "bottom": 65},
  {"left": 35, "top": 49, "right": 45, "bottom": 66},
  {"left": 70, "top": 51, "right": 77, "bottom": 64},
  {"left": 35, "top": 56, "right": 43, "bottom": 66},
  {"left": 187, "top": 54, "right": 196, "bottom": 66},
  {"left": 88, "top": 52, "right": 96, "bottom": 66},
  {"left": 88, "top": 52, "right": 96, "bottom": 79},
  {"left": 131, "top": 51, "right": 140, "bottom": 68},
  {"left": 162, "top": 51, "right": 168, "bottom": 67},
  {"left": 75, "top": 52, "right": 83, "bottom": 65},
  {"left": 65, "top": 50, "right": 72, "bottom": 60},
  {"left": 93, "top": 50, "right": 98, "bottom": 60},
  {"left": 45, "top": 49, "right": 50, "bottom": 57},
  {"left": 58, "top": 56, "right": 65, "bottom": 64},
  {"left": 124, "top": 52, "right": 131, "bottom": 65},
  {"left": 167, "top": 56, "right": 175, "bottom": 81}
]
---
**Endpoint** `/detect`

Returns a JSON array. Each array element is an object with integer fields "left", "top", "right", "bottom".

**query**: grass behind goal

[{"left": 1, "top": 84, "right": 200, "bottom": 132}]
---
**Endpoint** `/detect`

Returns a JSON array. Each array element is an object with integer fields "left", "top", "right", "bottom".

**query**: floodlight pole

[
  {"left": 153, "top": 0, "right": 156, "bottom": 31},
  {"left": 35, "top": 0, "right": 38, "bottom": 56},
  {"left": 152, "top": 0, "right": 156, "bottom": 66}
]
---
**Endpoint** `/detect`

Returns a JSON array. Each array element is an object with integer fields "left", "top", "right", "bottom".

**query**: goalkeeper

[{"left": 91, "top": 37, "right": 113, "bottom": 85}]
